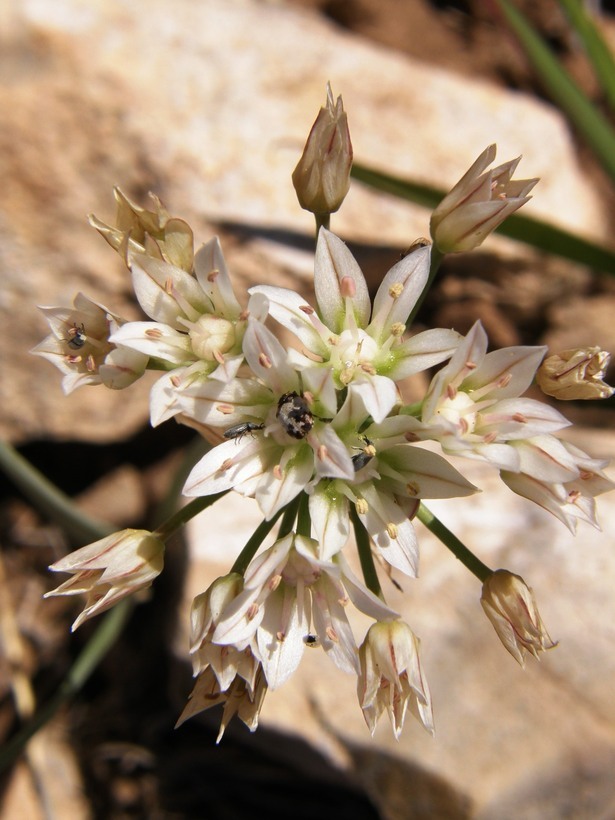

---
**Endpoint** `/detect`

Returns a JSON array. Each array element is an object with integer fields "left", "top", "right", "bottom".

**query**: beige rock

[{"left": 2, "top": 0, "right": 607, "bottom": 443}]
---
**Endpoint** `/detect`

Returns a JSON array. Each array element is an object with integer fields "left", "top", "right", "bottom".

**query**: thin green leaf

[
  {"left": 0, "top": 600, "right": 132, "bottom": 773},
  {"left": 0, "top": 440, "right": 111, "bottom": 544},
  {"left": 494, "top": 0, "right": 615, "bottom": 183},
  {"left": 558, "top": 0, "right": 615, "bottom": 113},
  {"left": 351, "top": 161, "right": 615, "bottom": 275}
]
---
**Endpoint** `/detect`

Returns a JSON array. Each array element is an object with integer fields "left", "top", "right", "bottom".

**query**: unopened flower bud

[
  {"left": 430, "top": 144, "right": 538, "bottom": 253},
  {"left": 481, "top": 569, "right": 556, "bottom": 666},
  {"left": 292, "top": 83, "right": 353, "bottom": 216},
  {"left": 536, "top": 347, "right": 614, "bottom": 400},
  {"left": 45, "top": 529, "right": 165, "bottom": 630}
]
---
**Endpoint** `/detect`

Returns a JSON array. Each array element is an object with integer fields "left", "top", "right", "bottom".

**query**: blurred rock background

[{"left": 1, "top": 0, "right": 615, "bottom": 818}]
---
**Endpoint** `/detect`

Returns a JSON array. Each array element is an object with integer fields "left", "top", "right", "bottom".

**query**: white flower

[
  {"left": 430, "top": 144, "right": 538, "bottom": 253},
  {"left": 309, "top": 408, "right": 478, "bottom": 576},
  {"left": 209, "top": 533, "right": 397, "bottom": 689},
  {"left": 358, "top": 619, "right": 434, "bottom": 739},
  {"left": 45, "top": 529, "right": 165, "bottom": 630},
  {"left": 250, "top": 229, "right": 460, "bottom": 423},
  {"left": 109, "top": 238, "right": 258, "bottom": 425},
  {"left": 182, "top": 318, "right": 357, "bottom": 519},
  {"left": 32, "top": 292, "right": 147, "bottom": 394},
  {"left": 176, "top": 663, "right": 267, "bottom": 743},
  {"left": 501, "top": 436, "right": 615, "bottom": 532},
  {"left": 402, "top": 320, "right": 569, "bottom": 471}
]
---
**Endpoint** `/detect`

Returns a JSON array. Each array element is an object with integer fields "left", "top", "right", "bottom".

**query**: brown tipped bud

[
  {"left": 292, "top": 83, "right": 353, "bottom": 216},
  {"left": 481, "top": 569, "right": 557, "bottom": 666},
  {"left": 536, "top": 346, "right": 614, "bottom": 400}
]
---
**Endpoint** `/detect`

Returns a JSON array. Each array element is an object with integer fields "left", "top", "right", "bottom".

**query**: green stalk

[
  {"left": 407, "top": 245, "right": 444, "bottom": 325},
  {"left": 0, "top": 440, "right": 111, "bottom": 545},
  {"left": 0, "top": 599, "right": 132, "bottom": 773},
  {"left": 296, "top": 492, "right": 311, "bottom": 538},
  {"left": 153, "top": 492, "right": 227, "bottom": 541},
  {"left": 350, "top": 505, "right": 382, "bottom": 598},
  {"left": 230, "top": 507, "right": 286, "bottom": 576},
  {"left": 417, "top": 503, "right": 492, "bottom": 582},
  {"left": 495, "top": 0, "right": 615, "bottom": 184},
  {"left": 558, "top": 0, "right": 615, "bottom": 114}
]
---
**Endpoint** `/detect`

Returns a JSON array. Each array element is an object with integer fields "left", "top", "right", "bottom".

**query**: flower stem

[
  {"left": 407, "top": 245, "right": 444, "bottom": 326},
  {"left": 0, "top": 440, "right": 111, "bottom": 545},
  {"left": 231, "top": 507, "right": 286, "bottom": 576},
  {"left": 314, "top": 213, "right": 330, "bottom": 238},
  {"left": 296, "top": 492, "right": 311, "bottom": 537},
  {"left": 278, "top": 494, "right": 302, "bottom": 539},
  {"left": 350, "top": 505, "right": 383, "bottom": 598},
  {"left": 417, "top": 503, "right": 492, "bottom": 582},
  {"left": 153, "top": 492, "right": 228, "bottom": 541}
]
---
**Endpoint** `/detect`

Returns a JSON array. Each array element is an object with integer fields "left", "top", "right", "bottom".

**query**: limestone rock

[{"left": 1, "top": 0, "right": 606, "bottom": 442}]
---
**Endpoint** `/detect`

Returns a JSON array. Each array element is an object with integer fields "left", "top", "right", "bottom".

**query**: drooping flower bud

[
  {"left": 430, "top": 144, "right": 538, "bottom": 253},
  {"left": 292, "top": 83, "right": 353, "bottom": 216},
  {"left": 536, "top": 347, "right": 614, "bottom": 400},
  {"left": 45, "top": 529, "right": 165, "bottom": 630},
  {"left": 481, "top": 569, "right": 557, "bottom": 666},
  {"left": 357, "top": 619, "right": 434, "bottom": 739}
]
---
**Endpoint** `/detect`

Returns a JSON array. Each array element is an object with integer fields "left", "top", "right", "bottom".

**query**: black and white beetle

[
  {"left": 351, "top": 436, "right": 376, "bottom": 472},
  {"left": 223, "top": 421, "right": 265, "bottom": 442},
  {"left": 65, "top": 323, "right": 87, "bottom": 350},
  {"left": 303, "top": 634, "right": 320, "bottom": 647},
  {"left": 276, "top": 391, "right": 314, "bottom": 440}
]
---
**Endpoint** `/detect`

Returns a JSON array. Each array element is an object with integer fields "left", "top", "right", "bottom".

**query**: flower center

[
  {"left": 436, "top": 391, "right": 477, "bottom": 435},
  {"left": 188, "top": 315, "right": 236, "bottom": 360},
  {"left": 331, "top": 329, "right": 379, "bottom": 384}
]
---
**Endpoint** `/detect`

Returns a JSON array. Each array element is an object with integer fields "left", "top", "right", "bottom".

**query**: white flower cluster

[{"left": 36, "top": 110, "right": 614, "bottom": 741}]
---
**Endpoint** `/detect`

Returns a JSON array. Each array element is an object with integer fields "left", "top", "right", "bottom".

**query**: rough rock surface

[{"left": 2, "top": 0, "right": 608, "bottom": 443}]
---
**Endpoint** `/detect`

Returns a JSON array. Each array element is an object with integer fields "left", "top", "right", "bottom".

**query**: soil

[{"left": 2, "top": 2, "right": 615, "bottom": 818}]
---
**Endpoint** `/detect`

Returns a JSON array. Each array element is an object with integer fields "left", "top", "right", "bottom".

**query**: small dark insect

[
  {"left": 303, "top": 634, "right": 320, "bottom": 647},
  {"left": 65, "top": 323, "right": 87, "bottom": 350},
  {"left": 223, "top": 421, "right": 265, "bottom": 442},
  {"left": 352, "top": 436, "right": 376, "bottom": 472},
  {"left": 276, "top": 391, "right": 314, "bottom": 440}
]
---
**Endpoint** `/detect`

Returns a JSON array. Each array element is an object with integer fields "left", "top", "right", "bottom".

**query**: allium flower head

[
  {"left": 481, "top": 569, "right": 557, "bottom": 666},
  {"left": 292, "top": 83, "right": 353, "bottom": 216},
  {"left": 536, "top": 346, "right": 614, "bottom": 400},
  {"left": 430, "top": 144, "right": 538, "bottom": 253},
  {"left": 32, "top": 292, "right": 148, "bottom": 394},
  {"left": 45, "top": 529, "right": 165, "bottom": 630}
]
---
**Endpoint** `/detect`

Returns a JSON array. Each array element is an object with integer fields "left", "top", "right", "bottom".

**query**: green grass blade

[
  {"left": 494, "top": 0, "right": 615, "bottom": 183},
  {"left": 351, "top": 161, "right": 615, "bottom": 275},
  {"left": 558, "top": 0, "right": 615, "bottom": 113}
]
